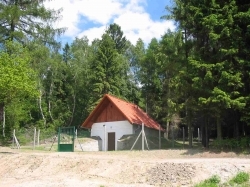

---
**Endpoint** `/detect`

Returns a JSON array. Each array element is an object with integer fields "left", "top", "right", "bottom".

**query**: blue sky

[{"left": 45, "top": 0, "right": 175, "bottom": 46}]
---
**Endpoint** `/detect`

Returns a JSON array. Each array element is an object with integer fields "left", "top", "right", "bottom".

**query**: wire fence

[
  {"left": 12, "top": 127, "right": 91, "bottom": 151},
  {"left": 10, "top": 126, "right": 204, "bottom": 151}
]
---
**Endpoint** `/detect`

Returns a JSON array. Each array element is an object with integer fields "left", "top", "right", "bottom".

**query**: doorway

[{"left": 108, "top": 132, "right": 115, "bottom": 151}]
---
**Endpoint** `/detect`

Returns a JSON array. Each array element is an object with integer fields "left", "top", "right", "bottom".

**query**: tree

[
  {"left": 69, "top": 37, "right": 91, "bottom": 122},
  {"left": 89, "top": 33, "right": 128, "bottom": 108},
  {"left": 157, "top": 30, "right": 186, "bottom": 139},
  {"left": 0, "top": 41, "right": 38, "bottom": 137},
  {"left": 124, "top": 40, "right": 145, "bottom": 105},
  {"left": 164, "top": 0, "right": 248, "bottom": 146},
  {"left": 138, "top": 38, "right": 162, "bottom": 117},
  {"left": 0, "top": 0, "right": 65, "bottom": 45},
  {"left": 105, "top": 23, "right": 127, "bottom": 54},
  {"left": 62, "top": 43, "right": 72, "bottom": 63}
]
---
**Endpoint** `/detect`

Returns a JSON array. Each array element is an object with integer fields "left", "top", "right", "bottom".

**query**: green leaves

[{"left": 0, "top": 41, "right": 38, "bottom": 103}]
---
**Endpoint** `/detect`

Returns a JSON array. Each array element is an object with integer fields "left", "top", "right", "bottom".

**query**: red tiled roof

[{"left": 81, "top": 94, "right": 164, "bottom": 131}]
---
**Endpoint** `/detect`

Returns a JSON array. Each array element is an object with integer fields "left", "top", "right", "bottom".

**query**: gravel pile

[{"left": 145, "top": 163, "right": 196, "bottom": 186}]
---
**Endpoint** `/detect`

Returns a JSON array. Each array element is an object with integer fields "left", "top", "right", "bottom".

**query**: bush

[
  {"left": 195, "top": 175, "right": 220, "bottom": 187},
  {"left": 211, "top": 137, "right": 250, "bottom": 151},
  {"left": 240, "top": 137, "right": 250, "bottom": 149},
  {"left": 230, "top": 172, "right": 249, "bottom": 184}
]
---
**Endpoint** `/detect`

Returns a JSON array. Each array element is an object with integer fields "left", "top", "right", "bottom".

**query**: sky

[{"left": 44, "top": 0, "right": 175, "bottom": 46}]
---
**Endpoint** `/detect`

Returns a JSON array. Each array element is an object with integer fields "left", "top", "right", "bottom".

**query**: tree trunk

[
  {"left": 202, "top": 117, "right": 209, "bottom": 148},
  {"left": 205, "top": 120, "right": 209, "bottom": 148},
  {"left": 201, "top": 123, "right": 206, "bottom": 147},
  {"left": 68, "top": 77, "right": 77, "bottom": 126},
  {"left": 165, "top": 121, "right": 169, "bottom": 140},
  {"left": 233, "top": 111, "right": 240, "bottom": 139},
  {"left": 216, "top": 117, "right": 222, "bottom": 140},
  {"left": 0, "top": 103, "right": 5, "bottom": 137},
  {"left": 68, "top": 90, "right": 76, "bottom": 126},
  {"left": 188, "top": 117, "right": 192, "bottom": 148},
  {"left": 38, "top": 89, "right": 46, "bottom": 127},
  {"left": 234, "top": 122, "right": 239, "bottom": 139},
  {"left": 0, "top": 103, "right": 3, "bottom": 122},
  {"left": 165, "top": 77, "right": 171, "bottom": 140},
  {"left": 2, "top": 106, "right": 5, "bottom": 137},
  {"left": 242, "top": 123, "right": 245, "bottom": 136},
  {"left": 48, "top": 78, "right": 54, "bottom": 122}
]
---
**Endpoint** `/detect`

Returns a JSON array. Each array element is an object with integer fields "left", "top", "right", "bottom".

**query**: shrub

[
  {"left": 211, "top": 137, "right": 250, "bottom": 151},
  {"left": 240, "top": 137, "right": 250, "bottom": 149}
]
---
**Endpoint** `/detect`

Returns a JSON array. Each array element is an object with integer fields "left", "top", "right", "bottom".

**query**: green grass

[
  {"left": 229, "top": 172, "right": 249, "bottom": 185},
  {"left": 20, "top": 144, "right": 58, "bottom": 152},
  {"left": 195, "top": 175, "right": 220, "bottom": 187},
  {"left": 195, "top": 172, "right": 250, "bottom": 187}
]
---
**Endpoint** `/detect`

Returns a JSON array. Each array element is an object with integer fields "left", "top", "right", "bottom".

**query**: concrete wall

[
  {"left": 90, "top": 120, "right": 133, "bottom": 151},
  {"left": 75, "top": 137, "right": 101, "bottom": 151}
]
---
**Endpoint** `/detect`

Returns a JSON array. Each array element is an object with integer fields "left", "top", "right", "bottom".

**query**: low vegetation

[
  {"left": 211, "top": 137, "right": 250, "bottom": 151},
  {"left": 229, "top": 172, "right": 250, "bottom": 185},
  {"left": 195, "top": 172, "right": 250, "bottom": 187}
]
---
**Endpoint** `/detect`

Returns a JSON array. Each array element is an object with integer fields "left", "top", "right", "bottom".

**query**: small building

[{"left": 81, "top": 94, "right": 164, "bottom": 151}]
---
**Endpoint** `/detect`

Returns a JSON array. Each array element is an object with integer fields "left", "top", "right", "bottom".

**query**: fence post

[
  {"left": 142, "top": 123, "right": 144, "bottom": 151},
  {"left": 12, "top": 129, "right": 15, "bottom": 148},
  {"left": 171, "top": 125, "right": 174, "bottom": 148},
  {"left": 33, "top": 127, "right": 36, "bottom": 150},
  {"left": 159, "top": 124, "right": 161, "bottom": 149},
  {"left": 198, "top": 128, "right": 200, "bottom": 142},
  {"left": 37, "top": 129, "right": 40, "bottom": 146},
  {"left": 183, "top": 127, "right": 185, "bottom": 149}
]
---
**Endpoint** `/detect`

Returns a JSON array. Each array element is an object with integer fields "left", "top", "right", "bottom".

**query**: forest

[{"left": 0, "top": 0, "right": 250, "bottom": 148}]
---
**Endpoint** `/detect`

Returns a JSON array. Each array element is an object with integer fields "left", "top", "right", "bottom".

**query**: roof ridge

[{"left": 106, "top": 94, "right": 136, "bottom": 106}]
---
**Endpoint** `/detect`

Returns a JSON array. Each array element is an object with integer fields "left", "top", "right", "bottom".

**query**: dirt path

[{"left": 0, "top": 147, "right": 250, "bottom": 187}]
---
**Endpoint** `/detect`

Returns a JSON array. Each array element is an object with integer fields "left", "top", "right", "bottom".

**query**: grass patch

[
  {"left": 230, "top": 172, "right": 249, "bottom": 185},
  {"left": 20, "top": 144, "right": 58, "bottom": 152},
  {"left": 195, "top": 175, "right": 220, "bottom": 187},
  {"left": 195, "top": 172, "right": 250, "bottom": 187}
]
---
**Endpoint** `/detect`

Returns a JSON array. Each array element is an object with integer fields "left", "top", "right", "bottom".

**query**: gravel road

[{"left": 0, "top": 146, "right": 250, "bottom": 187}]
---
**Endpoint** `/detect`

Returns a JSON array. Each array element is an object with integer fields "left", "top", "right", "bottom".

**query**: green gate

[{"left": 58, "top": 127, "right": 75, "bottom": 152}]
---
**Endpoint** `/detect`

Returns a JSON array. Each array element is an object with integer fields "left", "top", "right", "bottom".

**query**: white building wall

[{"left": 90, "top": 120, "right": 133, "bottom": 151}]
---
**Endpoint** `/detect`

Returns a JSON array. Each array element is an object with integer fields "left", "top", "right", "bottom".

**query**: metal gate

[{"left": 58, "top": 127, "right": 75, "bottom": 152}]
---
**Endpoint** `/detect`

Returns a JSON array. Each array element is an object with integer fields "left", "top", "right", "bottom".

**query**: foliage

[
  {"left": 105, "top": 23, "right": 127, "bottom": 54},
  {"left": 0, "top": 41, "right": 38, "bottom": 103},
  {"left": 211, "top": 137, "right": 250, "bottom": 151},
  {"left": 162, "top": 0, "right": 250, "bottom": 146},
  {"left": 88, "top": 33, "right": 130, "bottom": 109}
]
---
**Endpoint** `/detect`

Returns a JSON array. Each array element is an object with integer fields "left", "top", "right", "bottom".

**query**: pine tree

[
  {"left": 89, "top": 34, "right": 125, "bottom": 108},
  {"left": 105, "top": 23, "right": 127, "bottom": 54},
  {"left": 0, "top": 0, "right": 64, "bottom": 45},
  {"left": 165, "top": 0, "right": 248, "bottom": 144}
]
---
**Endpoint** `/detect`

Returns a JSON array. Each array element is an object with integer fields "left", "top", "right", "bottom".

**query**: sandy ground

[{"left": 0, "top": 146, "right": 250, "bottom": 187}]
